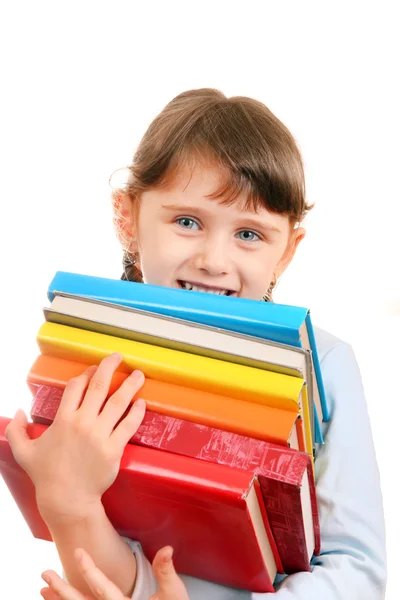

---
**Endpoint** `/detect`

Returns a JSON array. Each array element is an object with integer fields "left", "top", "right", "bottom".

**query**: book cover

[
  {"left": 31, "top": 383, "right": 321, "bottom": 573},
  {"left": 36, "top": 321, "right": 313, "bottom": 457},
  {"left": 47, "top": 271, "right": 328, "bottom": 428},
  {"left": 0, "top": 417, "right": 278, "bottom": 592},
  {"left": 27, "top": 355, "right": 304, "bottom": 449}
]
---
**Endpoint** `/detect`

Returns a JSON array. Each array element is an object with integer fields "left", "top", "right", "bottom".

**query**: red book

[
  {"left": 31, "top": 384, "right": 320, "bottom": 573},
  {"left": 0, "top": 416, "right": 278, "bottom": 592}
]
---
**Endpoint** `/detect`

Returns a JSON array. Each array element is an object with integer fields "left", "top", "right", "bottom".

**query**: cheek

[
  {"left": 141, "top": 236, "right": 189, "bottom": 274},
  {"left": 245, "top": 254, "right": 274, "bottom": 279},
  {"left": 240, "top": 251, "right": 277, "bottom": 293}
]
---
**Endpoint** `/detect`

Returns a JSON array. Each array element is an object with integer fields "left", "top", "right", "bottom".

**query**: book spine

[
  {"left": 29, "top": 384, "right": 286, "bottom": 461},
  {"left": 259, "top": 477, "right": 310, "bottom": 573},
  {"left": 306, "top": 314, "right": 329, "bottom": 421},
  {"left": 0, "top": 459, "right": 52, "bottom": 541},
  {"left": 307, "top": 460, "right": 321, "bottom": 556},
  {"left": 48, "top": 271, "right": 304, "bottom": 345},
  {"left": 0, "top": 418, "right": 52, "bottom": 541},
  {"left": 314, "top": 404, "right": 323, "bottom": 444},
  {"left": 36, "top": 321, "right": 303, "bottom": 413},
  {"left": 253, "top": 479, "right": 284, "bottom": 574},
  {"left": 28, "top": 357, "right": 297, "bottom": 445}
]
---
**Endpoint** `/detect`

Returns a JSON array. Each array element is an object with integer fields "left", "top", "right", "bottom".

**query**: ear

[
  {"left": 112, "top": 191, "right": 139, "bottom": 254},
  {"left": 275, "top": 226, "right": 306, "bottom": 278}
]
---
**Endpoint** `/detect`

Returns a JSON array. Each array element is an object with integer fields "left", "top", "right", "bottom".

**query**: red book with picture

[{"left": 0, "top": 416, "right": 280, "bottom": 592}]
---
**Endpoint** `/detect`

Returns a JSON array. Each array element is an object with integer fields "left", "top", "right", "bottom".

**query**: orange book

[{"left": 27, "top": 354, "right": 305, "bottom": 450}]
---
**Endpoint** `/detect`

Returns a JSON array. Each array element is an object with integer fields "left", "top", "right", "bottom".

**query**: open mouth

[{"left": 178, "top": 280, "right": 236, "bottom": 296}]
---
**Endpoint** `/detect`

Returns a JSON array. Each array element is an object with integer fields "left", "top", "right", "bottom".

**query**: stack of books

[{"left": 0, "top": 271, "right": 330, "bottom": 593}]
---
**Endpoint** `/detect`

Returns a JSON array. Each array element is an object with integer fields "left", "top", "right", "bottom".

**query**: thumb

[
  {"left": 152, "top": 546, "right": 176, "bottom": 583},
  {"left": 5, "top": 409, "right": 31, "bottom": 466},
  {"left": 151, "top": 546, "right": 189, "bottom": 599}
]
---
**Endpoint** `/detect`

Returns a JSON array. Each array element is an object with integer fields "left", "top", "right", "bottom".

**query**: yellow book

[{"left": 37, "top": 321, "right": 313, "bottom": 456}]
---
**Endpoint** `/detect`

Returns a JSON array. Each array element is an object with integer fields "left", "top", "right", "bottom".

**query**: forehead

[{"left": 154, "top": 162, "right": 290, "bottom": 232}]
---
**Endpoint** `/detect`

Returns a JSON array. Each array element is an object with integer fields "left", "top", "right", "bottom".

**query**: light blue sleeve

[
  {"left": 251, "top": 339, "right": 387, "bottom": 600},
  {"left": 127, "top": 338, "right": 387, "bottom": 600}
]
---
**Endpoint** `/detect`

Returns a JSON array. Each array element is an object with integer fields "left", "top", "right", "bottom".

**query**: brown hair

[{"left": 111, "top": 88, "right": 313, "bottom": 290}]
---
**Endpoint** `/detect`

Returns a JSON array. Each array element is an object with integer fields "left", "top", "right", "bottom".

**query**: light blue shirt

[{"left": 126, "top": 327, "right": 387, "bottom": 599}]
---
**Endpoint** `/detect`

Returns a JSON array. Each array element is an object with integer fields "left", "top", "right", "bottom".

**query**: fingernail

[
  {"left": 75, "top": 548, "right": 83, "bottom": 564},
  {"left": 131, "top": 369, "right": 144, "bottom": 380},
  {"left": 112, "top": 352, "right": 123, "bottom": 361},
  {"left": 41, "top": 573, "right": 51, "bottom": 584},
  {"left": 163, "top": 547, "right": 173, "bottom": 562},
  {"left": 135, "top": 398, "right": 146, "bottom": 410}
]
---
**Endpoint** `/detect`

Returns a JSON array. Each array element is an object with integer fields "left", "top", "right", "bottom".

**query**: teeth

[{"left": 181, "top": 281, "right": 229, "bottom": 295}]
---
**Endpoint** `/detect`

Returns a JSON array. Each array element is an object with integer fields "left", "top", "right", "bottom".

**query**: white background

[{"left": 0, "top": 1, "right": 398, "bottom": 598}]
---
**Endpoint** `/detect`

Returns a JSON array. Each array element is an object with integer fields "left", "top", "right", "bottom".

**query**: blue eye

[
  {"left": 176, "top": 217, "right": 200, "bottom": 230},
  {"left": 237, "top": 230, "right": 260, "bottom": 242}
]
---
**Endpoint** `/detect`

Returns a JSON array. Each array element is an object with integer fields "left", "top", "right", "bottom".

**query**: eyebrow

[{"left": 161, "top": 203, "right": 283, "bottom": 234}]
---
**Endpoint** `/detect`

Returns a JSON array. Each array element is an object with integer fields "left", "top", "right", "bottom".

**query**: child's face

[{"left": 130, "top": 164, "right": 304, "bottom": 300}]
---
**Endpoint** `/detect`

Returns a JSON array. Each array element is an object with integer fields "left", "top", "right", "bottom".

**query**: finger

[
  {"left": 41, "top": 571, "right": 85, "bottom": 600},
  {"left": 152, "top": 546, "right": 189, "bottom": 599},
  {"left": 152, "top": 546, "right": 174, "bottom": 581},
  {"left": 4, "top": 409, "right": 30, "bottom": 467},
  {"left": 74, "top": 548, "right": 129, "bottom": 600},
  {"left": 56, "top": 365, "right": 98, "bottom": 418},
  {"left": 96, "top": 369, "right": 145, "bottom": 436},
  {"left": 41, "top": 582, "right": 92, "bottom": 600},
  {"left": 40, "top": 586, "right": 62, "bottom": 600},
  {"left": 109, "top": 397, "right": 146, "bottom": 450},
  {"left": 78, "top": 353, "right": 124, "bottom": 419}
]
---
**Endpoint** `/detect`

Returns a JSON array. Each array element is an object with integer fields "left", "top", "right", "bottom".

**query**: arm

[
  {"left": 5, "top": 353, "right": 147, "bottom": 598},
  {"left": 40, "top": 502, "right": 138, "bottom": 597},
  {"left": 40, "top": 545, "right": 190, "bottom": 600},
  {"left": 250, "top": 340, "right": 387, "bottom": 599}
]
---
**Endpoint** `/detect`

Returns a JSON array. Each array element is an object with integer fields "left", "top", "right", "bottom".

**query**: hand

[
  {"left": 40, "top": 546, "right": 190, "bottom": 600},
  {"left": 5, "top": 353, "right": 146, "bottom": 519}
]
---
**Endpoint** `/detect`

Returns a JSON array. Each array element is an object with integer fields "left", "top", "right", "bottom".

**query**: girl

[{"left": 5, "top": 89, "right": 386, "bottom": 599}]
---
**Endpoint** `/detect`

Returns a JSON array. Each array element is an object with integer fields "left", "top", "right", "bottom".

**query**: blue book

[{"left": 48, "top": 272, "right": 329, "bottom": 441}]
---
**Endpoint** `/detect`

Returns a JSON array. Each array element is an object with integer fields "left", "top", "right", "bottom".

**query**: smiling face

[{"left": 122, "top": 163, "right": 305, "bottom": 301}]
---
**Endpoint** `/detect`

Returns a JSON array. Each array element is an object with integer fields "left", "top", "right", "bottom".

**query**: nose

[{"left": 194, "top": 236, "right": 231, "bottom": 276}]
